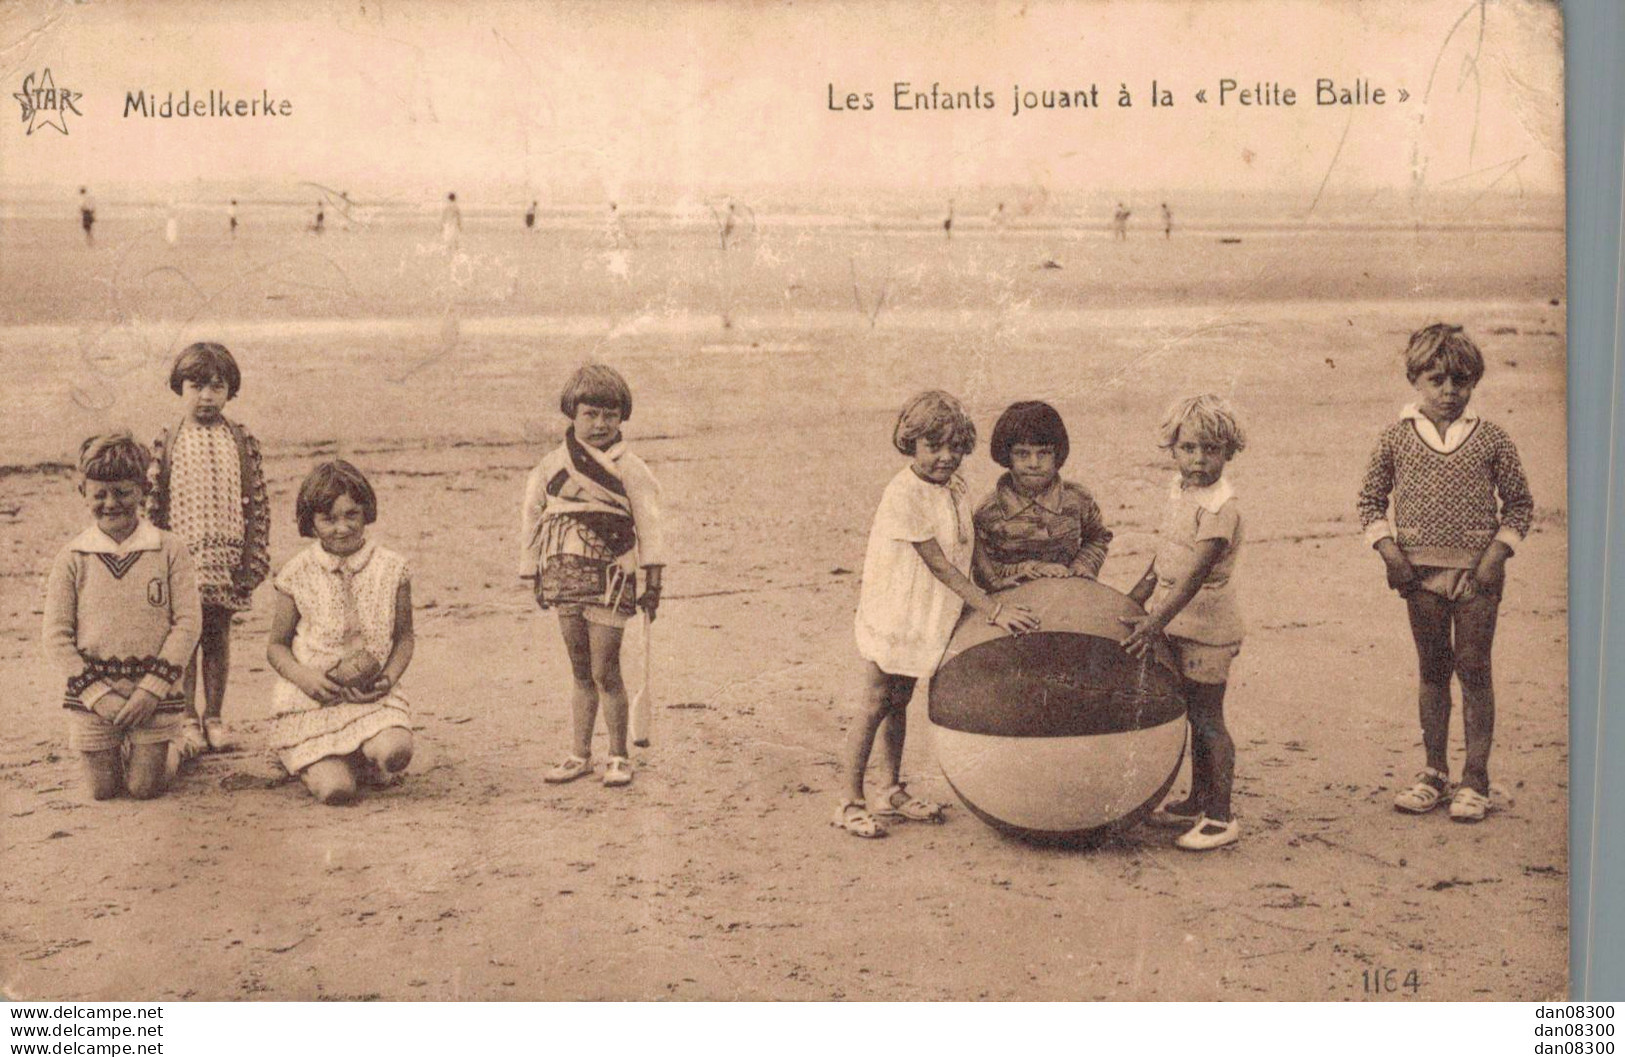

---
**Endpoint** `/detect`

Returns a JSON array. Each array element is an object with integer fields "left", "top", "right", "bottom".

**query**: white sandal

[
  {"left": 1448, "top": 786, "right": 1490, "bottom": 823},
  {"left": 603, "top": 756, "right": 633, "bottom": 787},
  {"left": 1175, "top": 816, "right": 1240, "bottom": 851},
  {"left": 543, "top": 755, "right": 593, "bottom": 783},
  {"left": 871, "top": 783, "right": 946, "bottom": 822},
  {"left": 1393, "top": 767, "right": 1450, "bottom": 814}
]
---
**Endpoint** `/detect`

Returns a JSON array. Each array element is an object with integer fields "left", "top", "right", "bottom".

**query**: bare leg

[
  {"left": 876, "top": 675, "right": 914, "bottom": 789},
  {"left": 361, "top": 727, "right": 414, "bottom": 775},
  {"left": 80, "top": 749, "right": 123, "bottom": 801},
  {"left": 558, "top": 613, "right": 596, "bottom": 759},
  {"left": 1185, "top": 680, "right": 1235, "bottom": 822},
  {"left": 301, "top": 756, "right": 359, "bottom": 805},
  {"left": 1452, "top": 592, "right": 1500, "bottom": 795},
  {"left": 841, "top": 664, "right": 914, "bottom": 803},
  {"left": 588, "top": 622, "right": 629, "bottom": 758},
  {"left": 198, "top": 606, "right": 233, "bottom": 722},
  {"left": 125, "top": 743, "right": 171, "bottom": 800},
  {"left": 1165, "top": 721, "right": 1207, "bottom": 817},
  {"left": 1405, "top": 592, "right": 1456, "bottom": 782}
]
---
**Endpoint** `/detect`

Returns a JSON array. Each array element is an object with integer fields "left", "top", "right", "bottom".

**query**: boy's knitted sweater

[
  {"left": 1356, "top": 407, "right": 1534, "bottom": 569},
  {"left": 40, "top": 522, "right": 202, "bottom": 711}
]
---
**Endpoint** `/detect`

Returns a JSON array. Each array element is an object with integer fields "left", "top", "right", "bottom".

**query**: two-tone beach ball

[{"left": 928, "top": 577, "right": 1188, "bottom": 844}]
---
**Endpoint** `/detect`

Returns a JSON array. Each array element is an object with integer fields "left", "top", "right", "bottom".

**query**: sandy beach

[{"left": 0, "top": 214, "right": 1567, "bottom": 1000}]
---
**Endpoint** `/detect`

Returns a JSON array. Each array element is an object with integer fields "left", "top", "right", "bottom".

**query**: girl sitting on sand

[
  {"left": 973, "top": 400, "right": 1112, "bottom": 590},
  {"left": 519, "top": 364, "right": 665, "bottom": 788},
  {"left": 1121, "top": 395, "right": 1247, "bottom": 851},
  {"left": 267, "top": 461, "right": 416, "bottom": 805},
  {"left": 147, "top": 342, "right": 271, "bottom": 760},
  {"left": 836, "top": 391, "right": 1040, "bottom": 838}
]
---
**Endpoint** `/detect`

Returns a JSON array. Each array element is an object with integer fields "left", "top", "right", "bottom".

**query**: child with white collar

[
  {"left": 1121, "top": 395, "right": 1248, "bottom": 851},
  {"left": 42, "top": 432, "right": 202, "bottom": 801},
  {"left": 1357, "top": 324, "right": 1533, "bottom": 824}
]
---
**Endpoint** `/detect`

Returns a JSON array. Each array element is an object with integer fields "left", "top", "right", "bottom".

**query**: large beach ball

[{"left": 928, "top": 577, "right": 1187, "bottom": 844}]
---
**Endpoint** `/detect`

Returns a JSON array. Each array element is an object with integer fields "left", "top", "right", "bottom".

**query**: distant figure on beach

[
  {"left": 441, "top": 192, "right": 462, "bottom": 251},
  {"left": 228, "top": 199, "right": 238, "bottom": 239},
  {"left": 78, "top": 186, "right": 96, "bottom": 246},
  {"left": 711, "top": 198, "right": 753, "bottom": 251},
  {"left": 524, "top": 200, "right": 537, "bottom": 231},
  {"left": 339, "top": 191, "right": 353, "bottom": 231},
  {"left": 1161, "top": 202, "right": 1172, "bottom": 239},
  {"left": 606, "top": 202, "right": 635, "bottom": 249},
  {"left": 1112, "top": 202, "right": 1131, "bottom": 241},
  {"left": 310, "top": 201, "right": 325, "bottom": 235},
  {"left": 720, "top": 201, "right": 737, "bottom": 250},
  {"left": 990, "top": 202, "right": 1007, "bottom": 231},
  {"left": 943, "top": 200, "right": 955, "bottom": 240},
  {"left": 164, "top": 203, "right": 180, "bottom": 247}
]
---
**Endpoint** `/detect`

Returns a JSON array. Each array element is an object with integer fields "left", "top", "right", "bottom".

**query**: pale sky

[{"left": 0, "top": 0, "right": 1564, "bottom": 201}]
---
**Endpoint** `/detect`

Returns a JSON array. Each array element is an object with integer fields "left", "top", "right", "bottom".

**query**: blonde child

[
  {"left": 42, "top": 432, "right": 201, "bottom": 800},
  {"left": 973, "top": 400, "right": 1112, "bottom": 590},
  {"left": 148, "top": 341, "right": 271, "bottom": 758},
  {"left": 1121, "top": 395, "right": 1247, "bottom": 851},
  {"left": 266, "top": 462, "right": 416, "bottom": 805},
  {"left": 835, "top": 391, "right": 1040, "bottom": 838},
  {"left": 1356, "top": 324, "right": 1533, "bottom": 823},
  {"left": 519, "top": 364, "right": 665, "bottom": 788}
]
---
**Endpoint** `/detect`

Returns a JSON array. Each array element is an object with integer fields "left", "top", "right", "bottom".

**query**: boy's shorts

[
  {"left": 66, "top": 707, "right": 182, "bottom": 753},
  {"left": 1167, "top": 636, "right": 1241, "bottom": 685},
  {"left": 1412, "top": 566, "right": 1499, "bottom": 605},
  {"left": 552, "top": 602, "right": 630, "bottom": 630}
]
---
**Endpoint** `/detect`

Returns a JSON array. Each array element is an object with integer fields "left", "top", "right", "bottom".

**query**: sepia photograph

[{"left": 0, "top": 0, "right": 1567, "bottom": 1002}]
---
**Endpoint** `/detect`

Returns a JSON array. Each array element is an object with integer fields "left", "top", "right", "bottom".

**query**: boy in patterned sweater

[
  {"left": 42, "top": 433, "right": 201, "bottom": 800},
  {"left": 1356, "top": 324, "right": 1534, "bottom": 823}
]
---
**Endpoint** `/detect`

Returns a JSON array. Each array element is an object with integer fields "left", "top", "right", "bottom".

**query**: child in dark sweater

[{"left": 1356, "top": 324, "right": 1534, "bottom": 823}]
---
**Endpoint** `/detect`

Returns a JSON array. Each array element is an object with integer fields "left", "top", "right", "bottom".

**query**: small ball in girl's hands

[{"left": 327, "top": 648, "right": 383, "bottom": 689}]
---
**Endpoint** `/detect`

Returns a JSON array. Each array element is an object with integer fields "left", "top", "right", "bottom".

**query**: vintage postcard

[{"left": 0, "top": 0, "right": 1565, "bottom": 1001}]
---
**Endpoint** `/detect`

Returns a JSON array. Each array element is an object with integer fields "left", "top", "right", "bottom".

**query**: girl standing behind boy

[
  {"left": 836, "top": 391, "right": 1040, "bottom": 839},
  {"left": 1356, "top": 324, "right": 1533, "bottom": 824},
  {"left": 1121, "top": 395, "right": 1248, "bottom": 851},
  {"left": 973, "top": 400, "right": 1112, "bottom": 590},
  {"left": 519, "top": 365, "right": 665, "bottom": 789},
  {"left": 148, "top": 342, "right": 271, "bottom": 759},
  {"left": 43, "top": 433, "right": 201, "bottom": 800},
  {"left": 266, "top": 461, "right": 416, "bottom": 805}
]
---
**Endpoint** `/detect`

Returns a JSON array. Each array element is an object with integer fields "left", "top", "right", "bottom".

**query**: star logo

[{"left": 15, "top": 69, "right": 82, "bottom": 135}]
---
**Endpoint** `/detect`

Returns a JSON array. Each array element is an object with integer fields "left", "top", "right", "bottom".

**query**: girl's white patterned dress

[
  {"left": 168, "top": 421, "right": 246, "bottom": 610},
  {"left": 268, "top": 541, "right": 412, "bottom": 774}
]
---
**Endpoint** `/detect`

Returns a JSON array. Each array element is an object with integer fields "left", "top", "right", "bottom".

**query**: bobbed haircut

[
  {"left": 893, "top": 390, "right": 977, "bottom": 457},
  {"left": 1403, "top": 323, "right": 1485, "bottom": 385},
  {"left": 169, "top": 342, "right": 242, "bottom": 398},
  {"left": 1157, "top": 393, "right": 1247, "bottom": 459},
  {"left": 990, "top": 401, "right": 1070, "bottom": 469},
  {"left": 295, "top": 460, "right": 378, "bottom": 538},
  {"left": 559, "top": 363, "right": 633, "bottom": 420},
  {"left": 78, "top": 430, "right": 151, "bottom": 484}
]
